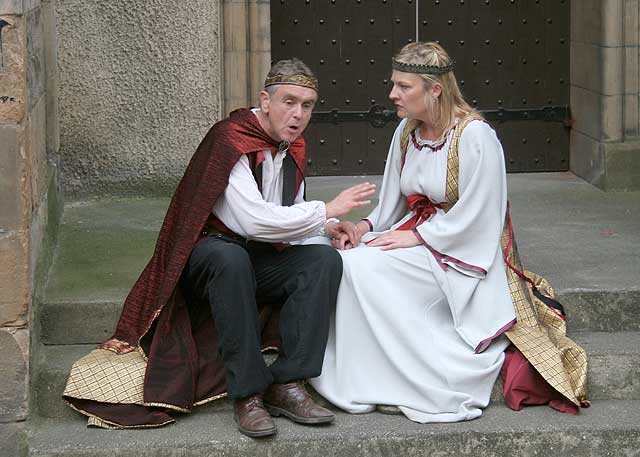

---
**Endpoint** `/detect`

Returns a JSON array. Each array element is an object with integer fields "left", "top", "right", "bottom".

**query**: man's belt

[{"left": 201, "top": 226, "right": 248, "bottom": 244}]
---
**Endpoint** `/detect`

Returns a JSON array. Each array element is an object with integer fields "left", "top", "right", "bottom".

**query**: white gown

[{"left": 309, "top": 118, "right": 517, "bottom": 423}]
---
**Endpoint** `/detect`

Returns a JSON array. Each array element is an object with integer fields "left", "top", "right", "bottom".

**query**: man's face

[{"left": 259, "top": 85, "right": 318, "bottom": 143}]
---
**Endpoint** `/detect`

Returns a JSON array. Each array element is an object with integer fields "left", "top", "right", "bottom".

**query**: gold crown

[
  {"left": 392, "top": 59, "right": 455, "bottom": 75},
  {"left": 264, "top": 73, "right": 319, "bottom": 92}
]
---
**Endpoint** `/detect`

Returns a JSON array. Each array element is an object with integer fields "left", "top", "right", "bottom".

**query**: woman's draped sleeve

[
  {"left": 365, "top": 120, "right": 409, "bottom": 231},
  {"left": 414, "top": 120, "right": 508, "bottom": 278}
]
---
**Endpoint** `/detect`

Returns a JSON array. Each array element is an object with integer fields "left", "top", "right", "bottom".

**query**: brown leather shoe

[
  {"left": 233, "top": 394, "right": 277, "bottom": 438},
  {"left": 263, "top": 382, "right": 335, "bottom": 425}
]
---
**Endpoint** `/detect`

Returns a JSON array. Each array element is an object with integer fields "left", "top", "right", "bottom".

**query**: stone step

[
  {"left": 34, "top": 331, "right": 640, "bottom": 420},
  {"left": 26, "top": 400, "right": 640, "bottom": 457},
  {"left": 39, "top": 289, "right": 640, "bottom": 346},
  {"left": 40, "top": 174, "right": 640, "bottom": 345}
]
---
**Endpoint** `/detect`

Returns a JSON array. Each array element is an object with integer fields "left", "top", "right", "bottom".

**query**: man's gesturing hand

[{"left": 325, "top": 183, "right": 376, "bottom": 219}]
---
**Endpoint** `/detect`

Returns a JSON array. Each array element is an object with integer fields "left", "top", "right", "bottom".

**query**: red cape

[{"left": 66, "top": 108, "right": 306, "bottom": 427}]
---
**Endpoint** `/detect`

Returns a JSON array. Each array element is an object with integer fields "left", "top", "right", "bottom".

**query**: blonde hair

[{"left": 394, "top": 42, "right": 478, "bottom": 142}]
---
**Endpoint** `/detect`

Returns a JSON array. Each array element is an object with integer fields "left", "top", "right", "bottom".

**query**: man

[{"left": 63, "top": 58, "right": 374, "bottom": 437}]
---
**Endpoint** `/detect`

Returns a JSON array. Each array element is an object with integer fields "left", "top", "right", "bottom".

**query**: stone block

[
  {"left": 248, "top": 50, "right": 270, "bottom": 107},
  {"left": 570, "top": 129, "right": 605, "bottom": 187},
  {"left": 224, "top": 50, "right": 248, "bottom": 106},
  {"left": 571, "top": 44, "right": 624, "bottom": 96},
  {"left": 22, "top": 0, "right": 41, "bottom": 14},
  {"left": 624, "top": 46, "right": 639, "bottom": 95},
  {"left": 42, "top": 0, "right": 59, "bottom": 155},
  {"left": 624, "top": 0, "right": 639, "bottom": 46},
  {"left": 0, "top": 123, "right": 26, "bottom": 230},
  {"left": 570, "top": 42, "right": 601, "bottom": 93},
  {"left": 624, "top": 93, "right": 639, "bottom": 136},
  {"left": 601, "top": 46, "right": 625, "bottom": 95},
  {"left": 26, "top": 6, "right": 45, "bottom": 111},
  {"left": 571, "top": 0, "right": 602, "bottom": 45},
  {"left": 0, "top": 329, "right": 27, "bottom": 422},
  {"left": 571, "top": 86, "right": 624, "bottom": 142},
  {"left": 0, "top": 423, "right": 27, "bottom": 457},
  {"left": 601, "top": 0, "right": 624, "bottom": 46},
  {"left": 26, "top": 95, "right": 48, "bottom": 206},
  {"left": 0, "top": 14, "right": 26, "bottom": 122},
  {"left": 571, "top": 132, "right": 640, "bottom": 191},
  {"left": 0, "top": 231, "right": 29, "bottom": 326},
  {"left": 248, "top": 0, "right": 269, "bottom": 53},
  {"left": 224, "top": 96, "right": 246, "bottom": 117},
  {"left": 0, "top": 0, "right": 21, "bottom": 15},
  {"left": 602, "top": 140, "right": 640, "bottom": 191},
  {"left": 223, "top": 0, "right": 247, "bottom": 52},
  {"left": 601, "top": 93, "right": 624, "bottom": 141},
  {"left": 570, "top": 85, "right": 601, "bottom": 140}
]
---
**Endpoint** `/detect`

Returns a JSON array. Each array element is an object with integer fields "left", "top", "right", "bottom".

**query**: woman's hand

[{"left": 366, "top": 230, "right": 421, "bottom": 251}]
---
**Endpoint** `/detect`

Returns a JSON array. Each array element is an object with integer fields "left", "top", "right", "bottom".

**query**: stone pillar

[
  {"left": 223, "top": 0, "right": 271, "bottom": 115},
  {"left": 570, "top": 0, "right": 640, "bottom": 190},
  {"left": 0, "top": 0, "right": 57, "bottom": 431}
]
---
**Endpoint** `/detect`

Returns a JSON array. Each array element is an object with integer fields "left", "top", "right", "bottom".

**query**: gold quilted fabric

[
  {"left": 63, "top": 348, "right": 145, "bottom": 404},
  {"left": 401, "top": 112, "right": 589, "bottom": 406}
]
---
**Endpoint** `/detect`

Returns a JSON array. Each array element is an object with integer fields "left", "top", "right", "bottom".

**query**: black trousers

[{"left": 181, "top": 235, "right": 342, "bottom": 399}]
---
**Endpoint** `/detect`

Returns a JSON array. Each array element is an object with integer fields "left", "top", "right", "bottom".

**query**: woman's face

[{"left": 389, "top": 70, "right": 429, "bottom": 120}]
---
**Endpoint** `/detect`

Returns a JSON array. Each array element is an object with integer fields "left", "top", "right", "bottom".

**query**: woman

[{"left": 309, "top": 42, "right": 582, "bottom": 423}]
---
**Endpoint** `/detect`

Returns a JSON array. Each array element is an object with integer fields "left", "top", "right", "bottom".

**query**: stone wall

[
  {"left": 55, "top": 0, "right": 223, "bottom": 196},
  {"left": 0, "top": 0, "right": 59, "bottom": 434},
  {"left": 571, "top": 0, "right": 640, "bottom": 190},
  {"left": 223, "top": 0, "right": 270, "bottom": 114}
]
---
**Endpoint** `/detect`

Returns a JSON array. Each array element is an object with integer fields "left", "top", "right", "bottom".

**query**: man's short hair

[{"left": 264, "top": 58, "right": 318, "bottom": 94}]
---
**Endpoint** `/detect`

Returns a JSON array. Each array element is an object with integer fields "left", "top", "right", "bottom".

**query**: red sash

[{"left": 396, "top": 194, "right": 442, "bottom": 231}]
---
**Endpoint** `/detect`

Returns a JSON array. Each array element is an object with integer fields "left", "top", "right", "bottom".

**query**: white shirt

[{"left": 211, "top": 111, "right": 328, "bottom": 243}]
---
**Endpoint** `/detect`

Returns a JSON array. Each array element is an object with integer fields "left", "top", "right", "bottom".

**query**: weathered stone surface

[
  {"left": 35, "top": 331, "right": 640, "bottom": 418},
  {"left": 624, "top": 92, "right": 639, "bottom": 137},
  {"left": 26, "top": 94, "right": 48, "bottom": 207},
  {"left": 55, "top": 0, "right": 222, "bottom": 196},
  {"left": 0, "top": 124, "right": 26, "bottom": 230},
  {"left": 624, "top": 0, "right": 640, "bottom": 46},
  {"left": 0, "top": 0, "right": 22, "bottom": 15},
  {"left": 223, "top": 48, "right": 248, "bottom": 114},
  {"left": 571, "top": 0, "right": 602, "bottom": 45},
  {"left": 22, "top": 0, "right": 41, "bottom": 14},
  {"left": 0, "top": 422, "right": 27, "bottom": 457},
  {"left": 42, "top": 0, "right": 59, "bottom": 156},
  {"left": 601, "top": 0, "right": 624, "bottom": 46},
  {"left": 247, "top": 0, "right": 270, "bottom": 105},
  {"left": 0, "top": 231, "right": 30, "bottom": 326},
  {"left": 601, "top": 93, "right": 624, "bottom": 141},
  {"left": 569, "top": 129, "right": 606, "bottom": 190},
  {"left": 26, "top": 6, "right": 45, "bottom": 111},
  {"left": 570, "top": 86, "right": 601, "bottom": 141},
  {"left": 560, "top": 289, "right": 640, "bottom": 332},
  {"left": 572, "top": 135, "right": 640, "bottom": 191},
  {"left": 0, "top": 329, "right": 27, "bottom": 422},
  {"left": 0, "top": 14, "right": 26, "bottom": 122},
  {"left": 569, "top": 0, "right": 640, "bottom": 188},
  {"left": 601, "top": 140, "right": 640, "bottom": 191},
  {"left": 570, "top": 42, "right": 603, "bottom": 95},
  {"left": 25, "top": 400, "right": 640, "bottom": 457}
]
